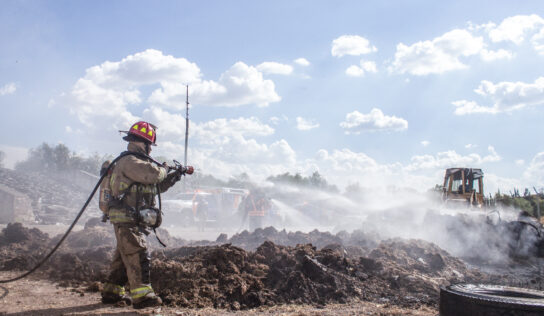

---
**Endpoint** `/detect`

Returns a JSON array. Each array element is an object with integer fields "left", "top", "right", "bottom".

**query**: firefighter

[
  {"left": 241, "top": 190, "right": 271, "bottom": 231},
  {"left": 101, "top": 121, "right": 188, "bottom": 308}
]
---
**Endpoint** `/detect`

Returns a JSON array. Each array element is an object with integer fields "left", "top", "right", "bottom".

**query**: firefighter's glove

[
  {"left": 177, "top": 166, "right": 194, "bottom": 176},
  {"left": 173, "top": 169, "right": 183, "bottom": 182}
]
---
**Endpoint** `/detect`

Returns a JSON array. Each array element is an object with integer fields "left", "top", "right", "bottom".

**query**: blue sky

[{"left": 1, "top": 1, "right": 544, "bottom": 192}]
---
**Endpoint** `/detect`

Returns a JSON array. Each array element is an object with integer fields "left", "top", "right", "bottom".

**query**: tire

[{"left": 440, "top": 284, "right": 544, "bottom": 316}]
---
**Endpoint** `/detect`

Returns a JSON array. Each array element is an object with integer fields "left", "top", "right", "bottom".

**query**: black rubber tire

[{"left": 440, "top": 284, "right": 544, "bottom": 316}]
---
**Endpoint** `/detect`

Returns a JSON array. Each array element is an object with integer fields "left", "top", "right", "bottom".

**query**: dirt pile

[
  {"left": 364, "top": 239, "right": 483, "bottom": 304},
  {"left": 150, "top": 239, "right": 479, "bottom": 309},
  {"left": 0, "top": 223, "right": 51, "bottom": 271},
  {"left": 0, "top": 222, "right": 186, "bottom": 286},
  {"left": 2, "top": 223, "right": 538, "bottom": 311}
]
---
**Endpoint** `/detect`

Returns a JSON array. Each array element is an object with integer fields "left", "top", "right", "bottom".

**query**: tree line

[
  {"left": 14, "top": 143, "right": 109, "bottom": 175},
  {"left": 12, "top": 143, "right": 337, "bottom": 193}
]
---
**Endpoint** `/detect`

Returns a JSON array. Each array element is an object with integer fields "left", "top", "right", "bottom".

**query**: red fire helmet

[{"left": 122, "top": 121, "right": 157, "bottom": 145}]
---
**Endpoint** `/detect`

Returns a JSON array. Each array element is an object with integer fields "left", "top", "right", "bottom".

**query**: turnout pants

[{"left": 103, "top": 225, "right": 155, "bottom": 302}]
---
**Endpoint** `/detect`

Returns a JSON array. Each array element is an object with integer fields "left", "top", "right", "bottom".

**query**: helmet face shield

[{"left": 121, "top": 121, "right": 158, "bottom": 145}]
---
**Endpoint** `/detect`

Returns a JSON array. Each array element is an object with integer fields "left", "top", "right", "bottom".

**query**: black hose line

[{"left": 0, "top": 153, "right": 128, "bottom": 283}]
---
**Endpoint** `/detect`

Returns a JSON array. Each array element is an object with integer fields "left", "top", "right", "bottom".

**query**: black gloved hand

[{"left": 174, "top": 169, "right": 183, "bottom": 181}]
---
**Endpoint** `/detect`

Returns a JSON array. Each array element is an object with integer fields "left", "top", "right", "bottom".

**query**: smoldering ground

[{"left": 257, "top": 183, "right": 544, "bottom": 266}]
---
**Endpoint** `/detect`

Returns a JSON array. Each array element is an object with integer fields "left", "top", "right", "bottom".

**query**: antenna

[{"left": 183, "top": 85, "right": 189, "bottom": 191}]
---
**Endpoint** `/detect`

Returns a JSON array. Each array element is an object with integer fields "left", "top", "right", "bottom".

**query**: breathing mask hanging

[{"left": 138, "top": 207, "right": 162, "bottom": 229}]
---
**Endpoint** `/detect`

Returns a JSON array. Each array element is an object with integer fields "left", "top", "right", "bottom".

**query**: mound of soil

[
  {"left": 0, "top": 222, "right": 186, "bottom": 285},
  {"left": 150, "top": 239, "right": 478, "bottom": 310},
  {"left": 2, "top": 223, "right": 537, "bottom": 311},
  {"left": 0, "top": 223, "right": 51, "bottom": 271}
]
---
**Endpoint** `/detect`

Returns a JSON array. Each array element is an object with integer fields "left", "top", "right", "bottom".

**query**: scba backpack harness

[{"left": 99, "top": 151, "right": 174, "bottom": 247}]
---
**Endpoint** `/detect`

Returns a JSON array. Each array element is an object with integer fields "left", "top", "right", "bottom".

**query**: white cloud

[
  {"left": 65, "top": 126, "right": 82, "bottom": 134},
  {"left": 331, "top": 35, "right": 377, "bottom": 57},
  {"left": 294, "top": 58, "right": 310, "bottom": 66},
  {"left": 340, "top": 108, "right": 408, "bottom": 134},
  {"left": 346, "top": 65, "right": 364, "bottom": 77},
  {"left": 488, "top": 14, "right": 544, "bottom": 44},
  {"left": 140, "top": 109, "right": 294, "bottom": 181},
  {"left": 69, "top": 76, "right": 140, "bottom": 128},
  {"left": 256, "top": 62, "right": 294, "bottom": 75},
  {"left": 453, "top": 77, "right": 544, "bottom": 115},
  {"left": 269, "top": 115, "right": 288, "bottom": 125},
  {"left": 421, "top": 140, "right": 430, "bottom": 147},
  {"left": 142, "top": 106, "right": 187, "bottom": 141},
  {"left": 143, "top": 107, "right": 275, "bottom": 145},
  {"left": 60, "top": 49, "right": 282, "bottom": 133},
  {"left": 452, "top": 100, "right": 497, "bottom": 115},
  {"left": 406, "top": 146, "right": 501, "bottom": 171},
  {"left": 515, "top": 159, "right": 525, "bottom": 166},
  {"left": 346, "top": 60, "right": 377, "bottom": 77},
  {"left": 204, "top": 136, "right": 296, "bottom": 165},
  {"left": 361, "top": 61, "right": 378, "bottom": 73},
  {"left": 479, "top": 48, "right": 514, "bottom": 62},
  {"left": 153, "top": 61, "right": 281, "bottom": 108},
  {"left": 198, "top": 61, "right": 281, "bottom": 107},
  {"left": 390, "top": 29, "right": 484, "bottom": 75},
  {"left": 0, "top": 83, "right": 17, "bottom": 96},
  {"left": 195, "top": 116, "right": 275, "bottom": 145},
  {"left": 523, "top": 152, "right": 544, "bottom": 185},
  {"left": 308, "top": 148, "right": 407, "bottom": 189},
  {"left": 316, "top": 148, "right": 380, "bottom": 172},
  {"left": 300, "top": 144, "right": 510, "bottom": 192},
  {"left": 296, "top": 117, "right": 319, "bottom": 131},
  {"left": 465, "top": 144, "right": 477, "bottom": 149},
  {"left": 532, "top": 27, "right": 544, "bottom": 55},
  {"left": 52, "top": 49, "right": 298, "bottom": 183}
]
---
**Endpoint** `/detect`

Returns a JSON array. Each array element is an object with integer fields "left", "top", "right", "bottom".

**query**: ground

[
  {"left": 1, "top": 222, "right": 542, "bottom": 316},
  {"left": 0, "top": 272, "right": 436, "bottom": 316}
]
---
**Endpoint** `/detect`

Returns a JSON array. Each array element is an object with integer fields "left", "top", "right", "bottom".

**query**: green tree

[
  {"left": 15, "top": 143, "right": 108, "bottom": 174},
  {"left": 267, "top": 171, "right": 338, "bottom": 192}
]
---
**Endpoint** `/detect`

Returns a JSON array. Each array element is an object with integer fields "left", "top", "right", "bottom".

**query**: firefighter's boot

[
  {"left": 101, "top": 283, "right": 132, "bottom": 305},
  {"left": 132, "top": 292, "right": 162, "bottom": 309}
]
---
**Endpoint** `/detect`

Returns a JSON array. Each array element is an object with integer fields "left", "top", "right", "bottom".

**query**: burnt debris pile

[
  {"left": 0, "top": 223, "right": 477, "bottom": 309},
  {"left": 0, "top": 223, "right": 51, "bottom": 271},
  {"left": 1, "top": 222, "right": 541, "bottom": 310},
  {"left": 151, "top": 238, "right": 481, "bottom": 309}
]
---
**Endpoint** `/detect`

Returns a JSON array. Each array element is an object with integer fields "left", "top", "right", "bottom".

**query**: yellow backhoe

[{"left": 442, "top": 168, "right": 485, "bottom": 207}]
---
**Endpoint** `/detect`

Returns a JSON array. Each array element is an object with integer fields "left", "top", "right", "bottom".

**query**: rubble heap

[
  {"left": 1, "top": 223, "right": 541, "bottom": 310},
  {"left": 151, "top": 239, "right": 479, "bottom": 309},
  {"left": 0, "top": 223, "right": 480, "bottom": 310},
  {"left": 0, "top": 223, "right": 50, "bottom": 271}
]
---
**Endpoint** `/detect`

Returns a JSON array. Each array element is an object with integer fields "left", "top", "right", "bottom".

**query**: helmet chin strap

[{"left": 145, "top": 142, "right": 151, "bottom": 155}]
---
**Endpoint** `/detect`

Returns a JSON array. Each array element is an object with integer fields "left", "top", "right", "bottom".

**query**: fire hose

[{"left": 0, "top": 153, "right": 192, "bottom": 283}]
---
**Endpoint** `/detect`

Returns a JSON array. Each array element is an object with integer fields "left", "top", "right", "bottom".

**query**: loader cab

[{"left": 443, "top": 168, "right": 484, "bottom": 207}]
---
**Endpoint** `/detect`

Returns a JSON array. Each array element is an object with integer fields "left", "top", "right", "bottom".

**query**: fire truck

[{"left": 162, "top": 187, "right": 248, "bottom": 228}]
